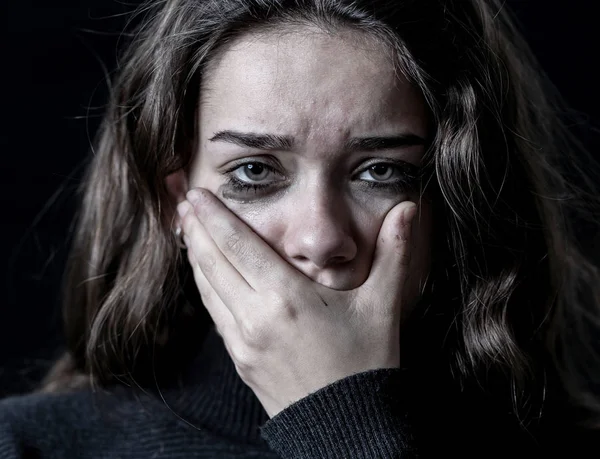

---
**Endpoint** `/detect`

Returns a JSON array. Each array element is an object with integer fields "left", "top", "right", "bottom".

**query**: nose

[{"left": 282, "top": 192, "right": 357, "bottom": 270}]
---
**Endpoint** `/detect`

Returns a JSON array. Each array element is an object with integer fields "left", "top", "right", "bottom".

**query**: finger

[
  {"left": 360, "top": 200, "right": 417, "bottom": 308},
  {"left": 178, "top": 199, "right": 253, "bottom": 321},
  {"left": 185, "top": 188, "right": 298, "bottom": 290},
  {"left": 186, "top": 245, "right": 236, "bottom": 339}
]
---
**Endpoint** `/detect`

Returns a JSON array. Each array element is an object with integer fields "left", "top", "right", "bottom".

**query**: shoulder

[
  {"left": 0, "top": 387, "right": 177, "bottom": 459},
  {"left": 0, "top": 389, "right": 103, "bottom": 458},
  {"left": 0, "top": 386, "right": 131, "bottom": 427}
]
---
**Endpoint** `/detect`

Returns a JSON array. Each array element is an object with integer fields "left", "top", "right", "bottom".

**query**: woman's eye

[
  {"left": 358, "top": 164, "right": 397, "bottom": 182},
  {"left": 357, "top": 163, "right": 408, "bottom": 183},
  {"left": 223, "top": 160, "right": 285, "bottom": 196},
  {"left": 354, "top": 161, "right": 421, "bottom": 193},
  {"left": 233, "top": 162, "right": 273, "bottom": 182}
]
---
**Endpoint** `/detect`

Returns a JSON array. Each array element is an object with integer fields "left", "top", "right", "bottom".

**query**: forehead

[{"left": 200, "top": 27, "right": 427, "bottom": 146}]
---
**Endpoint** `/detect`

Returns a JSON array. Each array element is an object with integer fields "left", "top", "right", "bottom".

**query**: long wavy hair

[{"left": 41, "top": 0, "right": 600, "bottom": 428}]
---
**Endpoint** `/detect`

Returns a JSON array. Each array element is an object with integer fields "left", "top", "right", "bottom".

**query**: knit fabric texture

[{"left": 0, "top": 325, "right": 416, "bottom": 458}]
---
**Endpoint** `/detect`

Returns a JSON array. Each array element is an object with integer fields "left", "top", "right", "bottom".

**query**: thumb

[{"left": 360, "top": 200, "right": 417, "bottom": 304}]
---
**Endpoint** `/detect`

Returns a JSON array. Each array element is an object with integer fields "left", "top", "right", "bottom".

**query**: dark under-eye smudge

[{"left": 218, "top": 180, "right": 286, "bottom": 203}]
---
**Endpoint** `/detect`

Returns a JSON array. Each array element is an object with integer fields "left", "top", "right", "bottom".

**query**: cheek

[{"left": 214, "top": 199, "right": 287, "bottom": 249}]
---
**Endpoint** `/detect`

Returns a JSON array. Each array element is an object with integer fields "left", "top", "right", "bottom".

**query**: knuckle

[
  {"left": 239, "top": 318, "right": 267, "bottom": 346},
  {"left": 263, "top": 291, "right": 280, "bottom": 310},
  {"left": 256, "top": 257, "right": 275, "bottom": 275},
  {"left": 393, "top": 234, "right": 411, "bottom": 266},
  {"left": 230, "top": 343, "right": 256, "bottom": 374},
  {"left": 265, "top": 291, "right": 298, "bottom": 322},
  {"left": 199, "top": 253, "right": 217, "bottom": 276},
  {"left": 224, "top": 229, "right": 245, "bottom": 256},
  {"left": 399, "top": 249, "right": 412, "bottom": 267},
  {"left": 266, "top": 291, "right": 288, "bottom": 310}
]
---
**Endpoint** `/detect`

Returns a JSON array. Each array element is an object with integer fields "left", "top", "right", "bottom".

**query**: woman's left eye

[
  {"left": 357, "top": 163, "right": 400, "bottom": 182},
  {"left": 354, "top": 161, "right": 420, "bottom": 193}
]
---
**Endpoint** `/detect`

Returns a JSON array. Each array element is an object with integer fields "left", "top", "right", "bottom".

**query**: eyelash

[{"left": 223, "top": 160, "right": 421, "bottom": 195}]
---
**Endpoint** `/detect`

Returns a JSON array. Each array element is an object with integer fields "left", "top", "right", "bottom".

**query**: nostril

[{"left": 327, "top": 255, "right": 347, "bottom": 265}]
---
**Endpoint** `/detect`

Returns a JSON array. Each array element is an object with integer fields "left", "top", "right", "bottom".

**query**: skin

[{"left": 169, "top": 27, "right": 434, "bottom": 417}]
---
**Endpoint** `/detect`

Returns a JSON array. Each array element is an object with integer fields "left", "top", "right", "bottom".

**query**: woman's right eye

[
  {"left": 222, "top": 161, "right": 286, "bottom": 195},
  {"left": 231, "top": 162, "right": 275, "bottom": 183}
]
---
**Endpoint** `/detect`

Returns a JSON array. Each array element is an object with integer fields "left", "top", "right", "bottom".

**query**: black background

[{"left": 1, "top": 1, "right": 598, "bottom": 398}]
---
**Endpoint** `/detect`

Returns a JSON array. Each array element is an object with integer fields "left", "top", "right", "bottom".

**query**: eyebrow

[
  {"left": 208, "top": 130, "right": 426, "bottom": 152},
  {"left": 209, "top": 131, "right": 293, "bottom": 150}
]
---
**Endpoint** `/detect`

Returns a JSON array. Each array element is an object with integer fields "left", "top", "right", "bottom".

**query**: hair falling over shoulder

[{"left": 41, "top": 0, "right": 600, "bottom": 429}]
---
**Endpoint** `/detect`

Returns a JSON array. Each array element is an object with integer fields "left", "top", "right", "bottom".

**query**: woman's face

[{"left": 186, "top": 27, "right": 432, "bottom": 309}]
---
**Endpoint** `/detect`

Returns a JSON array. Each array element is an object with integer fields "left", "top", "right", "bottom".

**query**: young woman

[{"left": 1, "top": 0, "right": 599, "bottom": 457}]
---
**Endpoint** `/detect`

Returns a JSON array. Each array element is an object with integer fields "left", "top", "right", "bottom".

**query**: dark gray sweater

[
  {"left": 0, "top": 326, "right": 417, "bottom": 458},
  {"left": 2, "top": 323, "right": 598, "bottom": 458}
]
